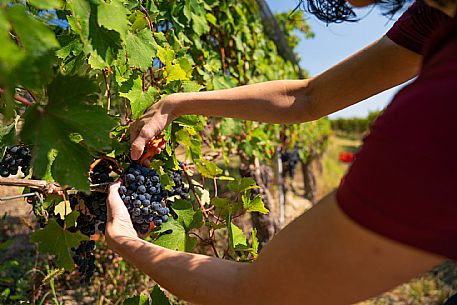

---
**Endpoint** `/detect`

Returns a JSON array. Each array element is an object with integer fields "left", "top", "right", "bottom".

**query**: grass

[{"left": 316, "top": 135, "right": 360, "bottom": 198}]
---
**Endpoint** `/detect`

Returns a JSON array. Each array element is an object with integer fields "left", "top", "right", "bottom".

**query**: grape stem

[
  {"left": 181, "top": 164, "right": 209, "bottom": 218},
  {"left": 140, "top": 5, "right": 154, "bottom": 32}
]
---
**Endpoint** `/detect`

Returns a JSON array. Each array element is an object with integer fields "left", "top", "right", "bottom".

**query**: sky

[{"left": 266, "top": 0, "right": 408, "bottom": 118}]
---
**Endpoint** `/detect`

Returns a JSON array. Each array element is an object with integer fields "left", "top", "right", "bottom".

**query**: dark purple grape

[
  {"left": 154, "top": 219, "right": 162, "bottom": 226},
  {"left": 138, "top": 185, "right": 146, "bottom": 193},
  {"left": 119, "top": 186, "right": 127, "bottom": 194}
]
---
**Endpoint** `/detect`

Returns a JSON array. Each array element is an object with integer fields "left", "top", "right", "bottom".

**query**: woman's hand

[
  {"left": 130, "top": 96, "right": 178, "bottom": 161},
  {"left": 105, "top": 182, "right": 139, "bottom": 252}
]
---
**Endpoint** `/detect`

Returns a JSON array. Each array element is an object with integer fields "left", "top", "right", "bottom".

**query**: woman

[{"left": 106, "top": 0, "right": 457, "bottom": 303}]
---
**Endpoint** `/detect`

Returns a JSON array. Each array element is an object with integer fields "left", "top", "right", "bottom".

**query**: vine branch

[
  {"left": 140, "top": 5, "right": 154, "bottom": 32},
  {"left": 181, "top": 165, "right": 209, "bottom": 218},
  {"left": 0, "top": 177, "right": 110, "bottom": 194}
]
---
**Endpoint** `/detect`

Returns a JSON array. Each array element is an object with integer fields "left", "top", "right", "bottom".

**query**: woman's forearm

[
  {"left": 165, "top": 36, "right": 420, "bottom": 125},
  {"left": 169, "top": 79, "right": 313, "bottom": 124},
  {"left": 112, "top": 236, "right": 249, "bottom": 305}
]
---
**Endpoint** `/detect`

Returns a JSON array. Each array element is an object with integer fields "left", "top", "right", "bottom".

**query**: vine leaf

[
  {"left": 151, "top": 285, "right": 171, "bottom": 305},
  {"left": 54, "top": 200, "right": 72, "bottom": 219},
  {"left": 228, "top": 221, "right": 248, "bottom": 250},
  {"left": 97, "top": 0, "right": 130, "bottom": 41},
  {"left": 31, "top": 219, "right": 89, "bottom": 271},
  {"left": 165, "top": 64, "right": 188, "bottom": 83},
  {"left": 21, "top": 75, "right": 116, "bottom": 191},
  {"left": 0, "top": 119, "right": 16, "bottom": 152},
  {"left": 227, "top": 177, "right": 258, "bottom": 193},
  {"left": 195, "top": 159, "right": 222, "bottom": 178},
  {"left": 120, "top": 76, "right": 159, "bottom": 119},
  {"left": 155, "top": 200, "right": 203, "bottom": 252},
  {"left": 4, "top": 5, "right": 60, "bottom": 90},
  {"left": 183, "top": 0, "right": 210, "bottom": 36},
  {"left": 212, "top": 197, "right": 242, "bottom": 220},
  {"left": 27, "top": 0, "right": 62, "bottom": 9},
  {"left": 242, "top": 191, "right": 269, "bottom": 214},
  {"left": 125, "top": 29, "right": 157, "bottom": 70},
  {"left": 123, "top": 293, "right": 149, "bottom": 305},
  {"left": 69, "top": 1, "right": 121, "bottom": 69},
  {"left": 251, "top": 228, "right": 259, "bottom": 258}
]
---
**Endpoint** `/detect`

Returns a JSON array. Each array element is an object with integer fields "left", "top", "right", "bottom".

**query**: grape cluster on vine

[
  {"left": 119, "top": 163, "right": 171, "bottom": 235},
  {"left": 169, "top": 170, "right": 190, "bottom": 200},
  {"left": 0, "top": 145, "right": 32, "bottom": 177},
  {"left": 281, "top": 144, "right": 300, "bottom": 178},
  {"left": 72, "top": 240, "right": 96, "bottom": 284}
]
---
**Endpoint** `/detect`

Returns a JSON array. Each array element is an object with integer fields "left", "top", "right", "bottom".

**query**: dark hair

[{"left": 293, "top": 0, "right": 411, "bottom": 23}]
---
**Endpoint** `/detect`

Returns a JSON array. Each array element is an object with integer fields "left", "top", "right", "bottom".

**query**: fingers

[
  {"left": 131, "top": 132, "right": 148, "bottom": 160},
  {"left": 106, "top": 181, "right": 125, "bottom": 219},
  {"left": 108, "top": 181, "right": 121, "bottom": 199}
]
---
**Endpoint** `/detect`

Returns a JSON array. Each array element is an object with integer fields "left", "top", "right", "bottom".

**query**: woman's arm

[
  {"left": 106, "top": 183, "right": 443, "bottom": 305},
  {"left": 130, "top": 36, "right": 420, "bottom": 160}
]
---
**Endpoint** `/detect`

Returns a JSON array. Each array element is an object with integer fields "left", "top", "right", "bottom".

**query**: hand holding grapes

[{"left": 105, "top": 182, "right": 139, "bottom": 251}]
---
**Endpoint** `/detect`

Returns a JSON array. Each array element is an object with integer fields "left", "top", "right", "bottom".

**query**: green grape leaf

[
  {"left": 70, "top": 1, "right": 122, "bottom": 69},
  {"left": 42, "top": 149, "right": 57, "bottom": 182},
  {"left": 151, "top": 285, "right": 171, "bottom": 305},
  {"left": 98, "top": 0, "right": 130, "bottom": 41},
  {"left": 251, "top": 228, "right": 259, "bottom": 258},
  {"left": 154, "top": 200, "right": 202, "bottom": 252},
  {"left": 65, "top": 210, "right": 80, "bottom": 228},
  {"left": 174, "top": 115, "right": 204, "bottom": 129},
  {"left": 212, "top": 197, "right": 242, "bottom": 220},
  {"left": 31, "top": 219, "right": 88, "bottom": 271},
  {"left": 120, "top": 76, "right": 159, "bottom": 119},
  {"left": 195, "top": 159, "right": 222, "bottom": 178},
  {"left": 5, "top": 6, "right": 59, "bottom": 88},
  {"left": 227, "top": 177, "right": 258, "bottom": 193},
  {"left": 54, "top": 200, "right": 72, "bottom": 219},
  {"left": 242, "top": 192, "right": 269, "bottom": 214},
  {"left": 174, "top": 129, "right": 202, "bottom": 160},
  {"left": 27, "top": 0, "right": 62, "bottom": 9},
  {"left": 184, "top": 0, "right": 210, "bottom": 36},
  {"left": 156, "top": 46, "right": 175, "bottom": 65},
  {"left": 219, "top": 118, "right": 243, "bottom": 136},
  {"left": 21, "top": 75, "right": 116, "bottom": 191},
  {"left": 129, "top": 10, "right": 149, "bottom": 32},
  {"left": 7, "top": 5, "right": 60, "bottom": 55},
  {"left": 228, "top": 221, "right": 247, "bottom": 250},
  {"left": 123, "top": 293, "right": 149, "bottom": 305},
  {"left": 182, "top": 81, "right": 204, "bottom": 92},
  {"left": 0, "top": 10, "right": 23, "bottom": 74},
  {"left": 0, "top": 119, "right": 16, "bottom": 152},
  {"left": 165, "top": 64, "right": 188, "bottom": 83},
  {"left": 125, "top": 29, "right": 157, "bottom": 70}
]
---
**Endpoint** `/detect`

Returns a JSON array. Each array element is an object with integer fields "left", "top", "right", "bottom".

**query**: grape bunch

[
  {"left": 69, "top": 195, "right": 98, "bottom": 283},
  {"left": 281, "top": 144, "right": 300, "bottom": 178},
  {"left": 0, "top": 145, "right": 32, "bottom": 177},
  {"left": 119, "top": 163, "right": 171, "bottom": 235},
  {"left": 169, "top": 170, "right": 190, "bottom": 200},
  {"left": 67, "top": 160, "right": 113, "bottom": 283},
  {"left": 72, "top": 240, "right": 96, "bottom": 284}
]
